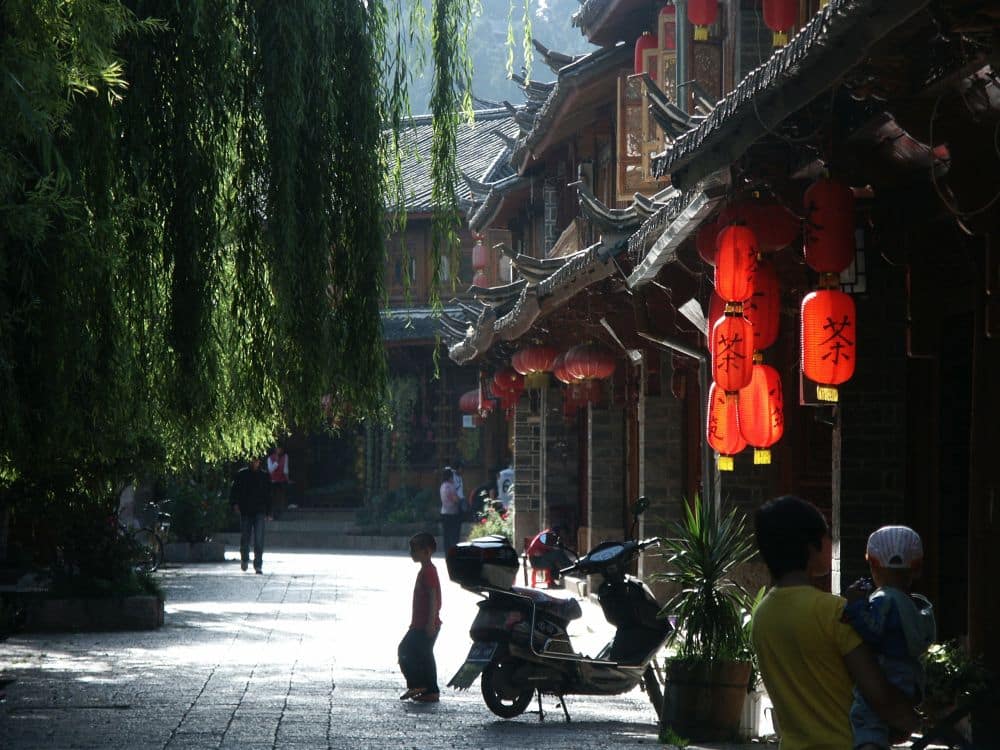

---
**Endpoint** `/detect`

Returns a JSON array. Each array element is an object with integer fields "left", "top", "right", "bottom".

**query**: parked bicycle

[{"left": 118, "top": 500, "right": 171, "bottom": 574}]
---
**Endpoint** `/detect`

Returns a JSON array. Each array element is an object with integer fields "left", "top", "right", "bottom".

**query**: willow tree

[{"left": 0, "top": 0, "right": 476, "bottom": 522}]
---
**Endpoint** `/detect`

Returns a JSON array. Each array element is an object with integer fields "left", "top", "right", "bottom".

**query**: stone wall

[{"left": 587, "top": 402, "right": 625, "bottom": 550}]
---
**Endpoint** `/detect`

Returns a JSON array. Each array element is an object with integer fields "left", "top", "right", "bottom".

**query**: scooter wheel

[{"left": 481, "top": 656, "right": 534, "bottom": 718}]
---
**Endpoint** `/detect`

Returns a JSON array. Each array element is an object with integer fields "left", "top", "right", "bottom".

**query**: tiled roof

[
  {"left": 395, "top": 108, "right": 522, "bottom": 213},
  {"left": 382, "top": 306, "right": 462, "bottom": 343},
  {"left": 650, "top": 0, "right": 930, "bottom": 189}
]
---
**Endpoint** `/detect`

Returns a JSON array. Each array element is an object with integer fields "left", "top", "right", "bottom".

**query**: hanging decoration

[
  {"left": 471, "top": 235, "right": 488, "bottom": 270},
  {"left": 804, "top": 177, "right": 856, "bottom": 274},
  {"left": 707, "top": 382, "right": 745, "bottom": 471},
  {"left": 564, "top": 344, "right": 617, "bottom": 382},
  {"left": 512, "top": 345, "right": 559, "bottom": 389},
  {"left": 801, "top": 284, "right": 856, "bottom": 402},
  {"left": 711, "top": 308, "right": 754, "bottom": 393},
  {"left": 492, "top": 366, "right": 525, "bottom": 411},
  {"left": 688, "top": 0, "right": 718, "bottom": 41},
  {"left": 715, "top": 225, "right": 758, "bottom": 303},
  {"left": 763, "top": 0, "right": 797, "bottom": 46},
  {"left": 552, "top": 353, "right": 581, "bottom": 418},
  {"left": 634, "top": 32, "right": 658, "bottom": 76},
  {"left": 745, "top": 258, "right": 780, "bottom": 352},
  {"left": 738, "top": 358, "right": 784, "bottom": 464}
]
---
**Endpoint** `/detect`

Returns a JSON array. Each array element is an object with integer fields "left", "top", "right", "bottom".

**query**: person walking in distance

[
  {"left": 231, "top": 456, "right": 272, "bottom": 574},
  {"left": 439, "top": 468, "right": 461, "bottom": 552},
  {"left": 398, "top": 533, "right": 442, "bottom": 703},
  {"left": 267, "top": 445, "right": 290, "bottom": 517}
]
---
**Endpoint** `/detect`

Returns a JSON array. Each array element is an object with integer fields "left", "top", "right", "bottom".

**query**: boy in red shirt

[{"left": 398, "top": 533, "right": 442, "bottom": 702}]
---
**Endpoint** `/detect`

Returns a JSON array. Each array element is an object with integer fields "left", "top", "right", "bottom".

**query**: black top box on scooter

[{"left": 446, "top": 535, "right": 519, "bottom": 590}]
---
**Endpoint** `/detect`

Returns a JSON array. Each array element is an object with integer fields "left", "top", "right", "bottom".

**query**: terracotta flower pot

[{"left": 660, "top": 658, "right": 752, "bottom": 741}]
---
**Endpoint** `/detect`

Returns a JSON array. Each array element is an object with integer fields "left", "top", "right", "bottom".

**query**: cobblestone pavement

[{"left": 0, "top": 549, "right": 762, "bottom": 749}]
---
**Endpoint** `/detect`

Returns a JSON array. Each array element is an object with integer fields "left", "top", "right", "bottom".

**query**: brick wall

[{"left": 587, "top": 402, "right": 625, "bottom": 549}]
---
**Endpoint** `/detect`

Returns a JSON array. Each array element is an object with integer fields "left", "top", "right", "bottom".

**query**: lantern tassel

[
  {"left": 816, "top": 386, "right": 839, "bottom": 403},
  {"left": 772, "top": 31, "right": 788, "bottom": 47},
  {"left": 525, "top": 372, "right": 550, "bottom": 390},
  {"left": 717, "top": 455, "right": 734, "bottom": 471},
  {"left": 753, "top": 449, "right": 772, "bottom": 465},
  {"left": 694, "top": 25, "right": 709, "bottom": 41}
]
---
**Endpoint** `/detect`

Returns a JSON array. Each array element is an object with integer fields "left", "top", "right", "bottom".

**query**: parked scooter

[{"left": 445, "top": 497, "right": 670, "bottom": 720}]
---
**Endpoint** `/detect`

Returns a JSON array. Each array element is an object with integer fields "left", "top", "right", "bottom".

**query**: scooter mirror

[{"left": 632, "top": 496, "right": 649, "bottom": 516}]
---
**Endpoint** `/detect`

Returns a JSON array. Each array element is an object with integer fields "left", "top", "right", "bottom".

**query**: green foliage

[
  {"left": 651, "top": 497, "right": 757, "bottom": 664},
  {"left": 658, "top": 725, "right": 690, "bottom": 748},
  {"left": 358, "top": 486, "right": 436, "bottom": 527},
  {"left": 166, "top": 470, "right": 230, "bottom": 544},
  {"left": 467, "top": 507, "right": 512, "bottom": 542},
  {"left": 922, "top": 640, "right": 994, "bottom": 710},
  {"left": 0, "top": 0, "right": 479, "bottom": 519},
  {"left": 45, "top": 491, "right": 161, "bottom": 599}
]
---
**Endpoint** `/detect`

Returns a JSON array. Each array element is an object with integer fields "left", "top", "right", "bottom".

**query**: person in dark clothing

[{"left": 230, "top": 456, "right": 272, "bottom": 574}]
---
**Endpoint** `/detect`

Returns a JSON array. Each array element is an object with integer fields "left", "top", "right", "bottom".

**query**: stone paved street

[{"left": 0, "top": 549, "right": 760, "bottom": 749}]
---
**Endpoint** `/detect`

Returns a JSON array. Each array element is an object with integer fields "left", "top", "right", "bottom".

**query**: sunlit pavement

[{"left": 0, "top": 549, "right": 754, "bottom": 749}]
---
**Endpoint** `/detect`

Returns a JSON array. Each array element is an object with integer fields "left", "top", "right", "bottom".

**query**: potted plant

[{"left": 650, "top": 495, "right": 758, "bottom": 742}]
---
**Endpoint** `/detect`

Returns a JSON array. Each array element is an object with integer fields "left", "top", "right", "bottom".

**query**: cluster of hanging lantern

[
  {"left": 801, "top": 177, "right": 857, "bottom": 403},
  {"left": 703, "top": 196, "right": 792, "bottom": 470},
  {"left": 471, "top": 235, "right": 490, "bottom": 287}
]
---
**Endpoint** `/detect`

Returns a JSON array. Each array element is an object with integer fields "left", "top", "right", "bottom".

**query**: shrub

[
  {"left": 167, "top": 471, "right": 230, "bottom": 543},
  {"left": 467, "top": 507, "right": 512, "bottom": 543}
]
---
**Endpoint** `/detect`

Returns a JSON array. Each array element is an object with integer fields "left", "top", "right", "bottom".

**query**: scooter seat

[{"left": 512, "top": 586, "right": 583, "bottom": 621}]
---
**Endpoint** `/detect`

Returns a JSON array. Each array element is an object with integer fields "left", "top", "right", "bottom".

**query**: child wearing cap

[{"left": 844, "top": 525, "right": 937, "bottom": 750}]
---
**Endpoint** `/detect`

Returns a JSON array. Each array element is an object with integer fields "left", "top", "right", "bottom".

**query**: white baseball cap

[{"left": 866, "top": 525, "right": 923, "bottom": 569}]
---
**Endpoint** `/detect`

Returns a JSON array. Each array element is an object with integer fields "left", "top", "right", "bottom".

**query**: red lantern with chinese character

[
  {"left": 746, "top": 259, "right": 780, "bottom": 351},
  {"left": 472, "top": 238, "right": 489, "bottom": 270},
  {"left": 738, "top": 360, "right": 784, "bottom": 464},
  {"left": 707, "top": 382, "right": 745, "bottom": 471},
  {"left": 763, "top": 0, "right": 797, "bottom": 46},
  {"left": 634, "top": 32, "right": 658, "bottom": 76},
  {"left": 716, "top": 225, "right": 758, "bottom": 302},
  {"left": 564, "top": 344, "right": 616, "bottom": 382},
  {"left": 688, "top": 0, "right": 718, "bottom": 40},
  {"left": 804, "top": 177, "right": 856, "bottom": 273},
  {"left": 696, "top": 216, "right": 722, "bottom": 266},
  {"left": 801, "top": 288, "right": 856, "bottom": 402},
  {"left": 711, "top": 310, "right": 754, "bottom": 392},
  {"left": 660, "top": 4, "right": 676, "bottom": 51}
]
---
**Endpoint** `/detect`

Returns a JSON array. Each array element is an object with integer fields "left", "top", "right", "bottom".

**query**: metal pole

[
  {"left": 674, "top": 0, "right": 690, "bottom": 113},
  {"left": 637, "top": 331, "right": 717, "bottom": 515}
]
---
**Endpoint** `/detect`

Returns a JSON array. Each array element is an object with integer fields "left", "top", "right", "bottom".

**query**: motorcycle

[{"left": 445, "top": 497, "right": 670, "bottom": 720}]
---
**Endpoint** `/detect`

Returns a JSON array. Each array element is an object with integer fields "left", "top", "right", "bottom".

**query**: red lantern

[
  {"left": 745, "top": 259, "right": 780, "bottom": 351},
  {"left": 634, "top": 32, "right": 658, "bottom": 76},
  {"left": 801, "top": 289, "right": 856, "bottom": 401},
  {"left": 711, "top": 312, "right": 754, "bottom": 392},
  {"left": 660, "top": 5, "right": 676, "bottom": 51},
  {"left": 763, "top": 0, "right": 797, "bottom": 46},
  {"left": 564, "top": 344, "right": 616, "bottom": 381},
  {"left": 688, "top": 0, "right": 717, "bottom": 40},
  {"left": 738, "top": 361, "right": 784, "bottom": 464},
  {"left": 512, "top": 345, "right": 558, "bottom": 375},
  {"left": 459, "top": 389, "right": 479, "bottom": 414},
  {"left": 804, "top": 178, "right": 855, "bottom": 273},
  {"left": 472, "top": 239, "right": 489, "bottom": 270},
  {"left": 472, "top": 270, "right": 489, "bottom": 287},
  {"left": 707, "top": 382, "right": 745, "bottom": 471},
  {"left": 494, "top": 366, "right": 524, "bottom": 394},
  {"left": 696, "top": 216, "right": 722, "bottom": 266},
  {"left": 552, "top": 353, "right": 574, "bottom": 385},
  {"left": 716, "top": 225, "right": 758, "bottom": 302},
  {"left": 729, "top": 199, "right": 799, "bottom": 252}
]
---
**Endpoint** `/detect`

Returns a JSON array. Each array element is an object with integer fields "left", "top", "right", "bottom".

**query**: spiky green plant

[{"left": 652, "top": 496, "right": 757, "bottom": 663}]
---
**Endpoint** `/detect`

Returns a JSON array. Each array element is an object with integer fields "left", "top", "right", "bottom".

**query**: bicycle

[{"left": 119, "top": 500, "right": 171, "bottom": 574}]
